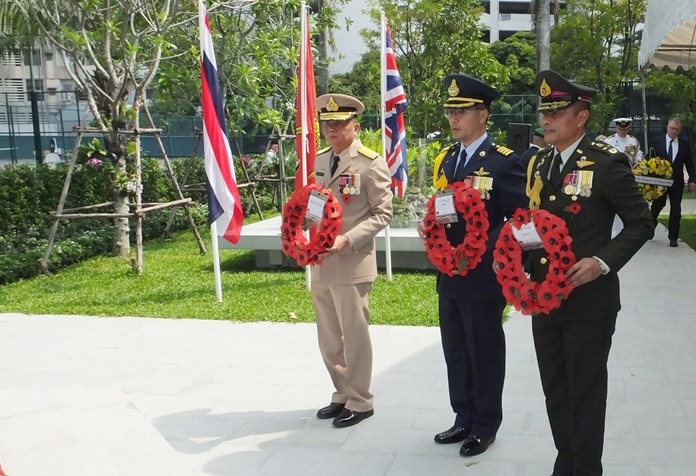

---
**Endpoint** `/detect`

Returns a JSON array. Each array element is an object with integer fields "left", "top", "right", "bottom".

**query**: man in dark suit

[
  {"left": 526, "top": 70, "right": 654, "bottom": 475},
  {"left": 649, "top": 116, "right": 696, "bottom": 247},
  {"left": 419, "top": 74, "right": 527, "bottom": 457}
]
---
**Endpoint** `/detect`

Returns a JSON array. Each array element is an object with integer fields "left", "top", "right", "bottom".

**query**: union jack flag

[
  {"left": 198, "top": 0, "right": 243, "bottom": 244},
  {"left": 383, "top": 23, "right": 408, "bottom": 199}
]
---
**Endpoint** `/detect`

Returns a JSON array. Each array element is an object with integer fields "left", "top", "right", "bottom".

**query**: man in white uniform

[
  {"left": 604, "top": 118, "right": 643, "bottom": 165},
  {"left": 603, "top": 118, "right": 644, "bottom": 237}
]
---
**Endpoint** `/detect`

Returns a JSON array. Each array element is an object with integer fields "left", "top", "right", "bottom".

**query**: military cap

[
  {"left": 533, "top": 127, "right": 544, "bottom": 138},
  {"left": 613, "top": 117, "right": 632, "bottom": 129},
  {"left": 442, "top": 74, "right": 500, "bottom": 109},
  {"left": 316, "top": 93, "right": 364, "bottom": 121},
  {"left": 535, "top": 70, "right": 597, "bottom": 112}
]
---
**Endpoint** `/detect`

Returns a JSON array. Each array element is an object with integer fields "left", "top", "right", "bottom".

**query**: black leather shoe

[
  {"left": 332, "top": 408, "right": 374, "bottom": 428},
  {"left": 670, "top": 240, "right": 678, "bottom": 247},
  {"left": 434, "top": 425, "right": 469, "bottom": 444},
  {"left": 459, "top": 434, "right": 495, "bottom": 457},
  {"left": 316, "top": 402, "right": 345, "bottom": 419}
]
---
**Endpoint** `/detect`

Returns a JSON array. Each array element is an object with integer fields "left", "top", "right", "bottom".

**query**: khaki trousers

[{"left": 311, "top": 281, "right": 374, "bottom": 412}]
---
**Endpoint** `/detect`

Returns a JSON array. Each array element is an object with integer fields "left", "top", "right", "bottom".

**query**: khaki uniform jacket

[{"left": 311, "top": 139, "right": 393, "bottom": 285}]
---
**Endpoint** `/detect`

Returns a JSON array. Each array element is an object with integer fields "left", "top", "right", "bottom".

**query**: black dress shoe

[
  {"left": 670, "top": 240, "right": 678, "bottom": 247},
  {"left": 434, "top": 425, "right": 469, "bottom": 444},
  {"left": 459, "top": 434, "right": 495, "bottom": 457},
  {"left": 332, "top": 408, "right": 374, "bottom": 428},
  {"left": 316, "top": 402, "right": 345, "bottom": 419}
]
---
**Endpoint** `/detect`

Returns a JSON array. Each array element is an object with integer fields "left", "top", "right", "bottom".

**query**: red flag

[{"left": 295, "top": 11, "right": 318, "bottom": 190}]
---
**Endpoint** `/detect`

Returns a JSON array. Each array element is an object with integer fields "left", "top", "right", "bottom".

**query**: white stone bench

[{"left": 218, "top": 215, "right": 433, "bottom": 269}]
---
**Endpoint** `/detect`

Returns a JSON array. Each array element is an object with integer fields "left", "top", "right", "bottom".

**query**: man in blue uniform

[
  {"left": 526, "top": 70, "right": 654, "bottom": 475},
  {"left": 421, "top": 74, "right": 528, "bottom": 457}
]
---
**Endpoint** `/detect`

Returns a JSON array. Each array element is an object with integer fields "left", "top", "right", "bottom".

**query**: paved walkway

[{"left": 1, "top": 224, "right": 696, "bottom": 475}]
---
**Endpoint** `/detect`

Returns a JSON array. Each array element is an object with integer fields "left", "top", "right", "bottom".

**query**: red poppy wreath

[
  {"left": 493, "top": 209, "right": 576, "bottom": 315},
  {"left": 280, "top": 183, "right": 343, "bottom": 267},
  {"left": 422, "top": 182, "right": 489, "bottom": 277}
]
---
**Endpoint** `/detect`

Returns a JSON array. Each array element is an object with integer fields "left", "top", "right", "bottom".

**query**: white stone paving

[{"left": 1, "top": 222, "right": 696, "bottom": 475}]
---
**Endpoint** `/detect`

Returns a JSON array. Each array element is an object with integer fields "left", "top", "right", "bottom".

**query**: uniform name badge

[
  {"left": 306, "top": 190, "right": 328, "bottom": 224},
  {"left": 563, "top": 170, "right": 593, "bottom": 197},
  {"left": 434, "top": 190, "right": 458, "bottom": 224},
  {"left": 339, "top": 173, "right": 361, "bottom": 195},
  {"left": 511, "top": 222, "right": 543, "bottom": 250},
  {"left": 463, "top": 175, "right": 494, "bottom": 199}
]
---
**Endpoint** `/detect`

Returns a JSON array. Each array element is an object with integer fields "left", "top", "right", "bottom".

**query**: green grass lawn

[
  {"left": 1, "top": 209, "right": 693, "bottom": 325},
  {"left": 0, "top": 229, "right": 440, "bottom": 326}
]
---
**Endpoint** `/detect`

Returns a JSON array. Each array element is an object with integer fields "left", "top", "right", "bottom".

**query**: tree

[
  {"left": 550, "top": 0, "right": 646, "bottom": 132},
  {"left": 489, "top": 31, "right": 537, "bottom": 96},
  {"left": 3, "top": 0, "right": 186, "bottom": 258},
  {"left": 361, "top": 0, "right": 509, "bottom": 138}
]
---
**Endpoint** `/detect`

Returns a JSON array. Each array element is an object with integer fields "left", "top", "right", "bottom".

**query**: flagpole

[
  {"left": 210, "top": 222, "right": 223, "bottom": 302},
  {"left": 380, "top": 11, "right": 394, "bottom": 282},
  {"left": 300, "top": 2, "right": 312, "bottom": 289}
]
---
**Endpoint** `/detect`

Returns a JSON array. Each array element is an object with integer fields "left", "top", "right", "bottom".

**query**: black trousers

[
  {"left": 438, "top": 296, "right": 506, "bottom": 438},
  {"left": 532, "top": 313, "right": 617, "bottom": 476},
  {"left": 650, "top": 183, "right": 684, "bottom": 240}
]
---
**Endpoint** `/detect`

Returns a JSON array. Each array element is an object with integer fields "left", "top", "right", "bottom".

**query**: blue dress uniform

[
  {"left": 527, "top": 71, "right": 653, "bottom": 475},
  {"left": 432, "top": 74, "right": 528, "bottom": 454}
]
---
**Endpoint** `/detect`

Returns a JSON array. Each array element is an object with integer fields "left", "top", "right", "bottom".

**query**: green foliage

[
  {"left": 0, "top": 230, "right": 440, "bottom": 326},
  {"left": 489, "top": 31, "right": 537, "bottom": 96},
  {"left": 356, "top": 0, "right": 509, "bottom": 138},
  {"left": 0, "top": 153, "right": 286, "bottom": 285},
  {"left": 643, "top": 68, "right": 696, "bottom": 136},
  {"left": 550, "top": 0, "right": 645, "bottom": 132}
]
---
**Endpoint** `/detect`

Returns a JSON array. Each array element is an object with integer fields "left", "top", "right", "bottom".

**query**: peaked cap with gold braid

[
  {"left": 536, "top": 70, "right": 597, "bottom": 112},
  {"left": 316, "top": 93, "right": 364, "bottom": 121},
  {"left": 442, "top": 74, "right": 500, "bottom": 109}
]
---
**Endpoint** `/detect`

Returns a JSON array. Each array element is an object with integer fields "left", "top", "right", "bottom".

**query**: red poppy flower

[
  {"left": 494, "top": 208, "right": 576, "bottom": 315},
  {"left": 280, "top": 184, "right": 343, "bottom": 266},
  {"left": 422, "top": 183, "right": 490, "bottom": 277},
  {"left": 567, "top": 202, "right": 581, "bottom": 215}
]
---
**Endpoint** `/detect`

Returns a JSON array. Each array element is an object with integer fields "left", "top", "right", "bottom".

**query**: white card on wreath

[
  {"left": 511, "top": 222, "right": 543, "bottom": 250},
  {"left": 435, "top": 191, "right": 458, "bottom": 224},
  {"left": 306, "top": 191, "right": 328, "bottom": 224}
]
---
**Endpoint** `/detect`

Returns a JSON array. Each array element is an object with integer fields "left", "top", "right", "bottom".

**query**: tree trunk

[{"left": 112, "top": 154, "right": 131, "bottom": 258}]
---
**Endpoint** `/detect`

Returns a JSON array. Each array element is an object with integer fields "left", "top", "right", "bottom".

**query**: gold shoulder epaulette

[
  {"left": 433, "top": 145, "right": 455, "bottom": 190},
  {"left": 590, "top": 141, "right": 618, "bottom": 154},
  {"left": 317, "top": 146, "right": 331, "bottom": 155},
  {"left": 358, "top": 145, "right": 380, "bottom": 160},
  {"left": 494, "top": 144, "right": 514, "bottom": 156}
]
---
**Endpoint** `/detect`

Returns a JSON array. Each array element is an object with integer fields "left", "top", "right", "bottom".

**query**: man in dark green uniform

[{"left": 526, "top": 70, "right": 653, "bottom": 475}]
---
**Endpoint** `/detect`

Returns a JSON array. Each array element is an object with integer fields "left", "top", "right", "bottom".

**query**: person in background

[
  {"left": 420, "top": 74, "right": 527, "bottom": 457},
  {"left": 604, "top": 117, "right": 643, "bottom": 165},
  {"left": 310, "top": 93, "right": 393, "bottom": 428},
  {"left": 521, "top": 126, "right": 549, "bottom": 170},
  {"left": 649, "top": 115, "right": 696, "bottom": 247},
  {"left": 526, "top": 70, "right": 653, "bottom": 475}
]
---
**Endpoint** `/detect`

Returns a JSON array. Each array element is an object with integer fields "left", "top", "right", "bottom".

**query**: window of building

[
  {"left": 23, "top": 49, "right": 42, "bottom": 66},
  {"left": 1, "top": 53, "right": 22, "bottom": 66},
  {"left": 0, "top": 78, "right": 25, "bottom": 102},
  {"left": 25, "top": 79, "right": 45, "bottom": 101}
]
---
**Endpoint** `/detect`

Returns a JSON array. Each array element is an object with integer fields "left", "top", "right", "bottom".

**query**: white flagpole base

[{"left": 210, "top": 222, "right": 223, "bottom": 302}]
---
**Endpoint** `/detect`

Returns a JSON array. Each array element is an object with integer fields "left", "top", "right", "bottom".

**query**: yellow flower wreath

[{"left": 632, "top": 157, "right": 673, "bottom": 201}]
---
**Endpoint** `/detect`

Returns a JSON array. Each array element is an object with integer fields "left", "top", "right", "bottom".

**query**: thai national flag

[
  {"left": 384, "top": 24, "right": 408, "bottom": 199},
  {"left": 199, "top": 0, "right": 243, "bottom": 244}
]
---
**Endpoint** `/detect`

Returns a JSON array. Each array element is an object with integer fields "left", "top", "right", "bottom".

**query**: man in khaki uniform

[{"left": 311, "top": 93, "right": 393, "bottom": 428}]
